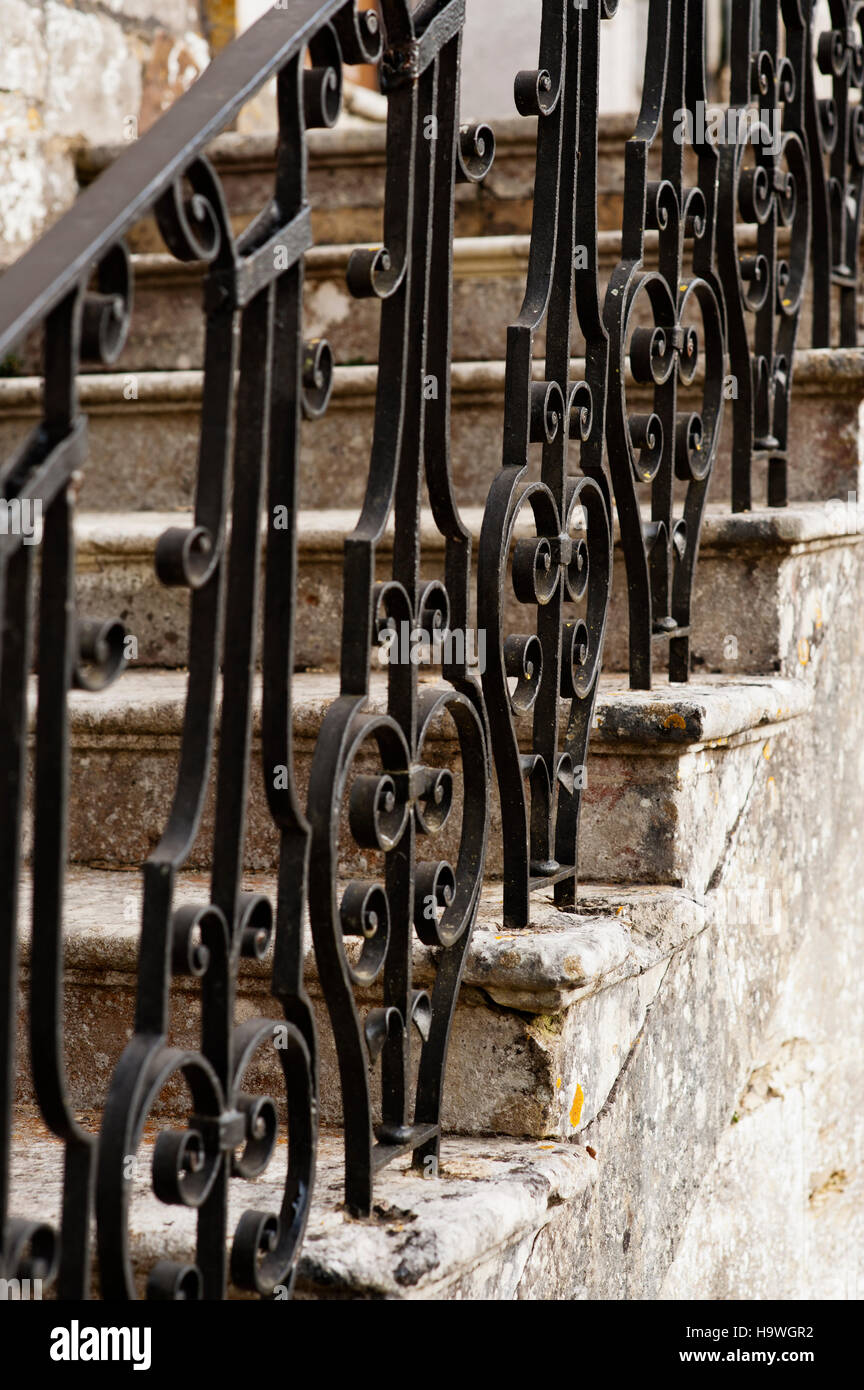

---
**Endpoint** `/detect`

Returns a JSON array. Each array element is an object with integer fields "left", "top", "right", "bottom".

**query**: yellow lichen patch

[
  {"left": 556, "top": 1076, "right": 562, "bottom": 1089},
  {"left": 569, "top": 1084, "right": 585, "bottom": 1127},
  {"left": 814, "top": 604, "right": 823, "bottom": 629},
  {"left": 537, "top": 1144, "right": 557, "bottom": 1150},
  {"left": 798, "top": 636, "right": 810, "bottom": 665},
  {"left": 202, "top": 0, "right": 236, "bottom": 53},
  {"left": 663, "top": 711, "right": 687, "bottom": 730},
  {"left": 763, "top": 742, "right": 771, "bottom": 760}
]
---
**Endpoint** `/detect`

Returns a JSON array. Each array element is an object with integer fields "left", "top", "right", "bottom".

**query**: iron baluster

[
  {"left": 478, "top": 0, "right": 614, "bottom": 928},
  {"left": 306, "top": 0, "right": 492, "bottom": 1216},
  {"left": 807, "top": 0, "right": 864, "bottom": 347},
  {"left": 717, "top": 0, "right": 811, "bottom": 511},
  {"left": 604, "top": 0, "right": 726, "bottom": 686}
]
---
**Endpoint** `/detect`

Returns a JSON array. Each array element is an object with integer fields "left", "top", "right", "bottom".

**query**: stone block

[
  {"left": 44, "top": 1, "right": 142, "bottom": 145},
  {"left": 0, "top": 0, "right": 48, "bottom": 102}
]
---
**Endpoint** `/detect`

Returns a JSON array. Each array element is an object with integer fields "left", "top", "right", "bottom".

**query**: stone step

[
  {"left": 9, "top": 237, "right": 607, "bottom": 374},
  {"left": 12, "top": 631, "right": 856, "bottom": 1296},
  {"left": 71, "top": 501, "right": 862, "bottom": 678},
  {"left": 9, "top": 1114, "right": 596, "bottom": 1298},
  {"left": 1, "top": 349, "right": 861, "bottom": 513},
  {"left": 7, "top": 226, "right": 806, "bottom": 375},
  {"left": 21, "top": 668, "right": 811, "bottom": 891},
  {"left": 13, "top": 866, "right": 708, "bottom": 1142},
  {"left": 11, "top": 648, "right": 811, "bottom": 1137},
  {"left": 6, "top": 225, "right": 825, "bottom": 381},
  {"left": 75, "top": 116, "right": 644, "bottom": 251}
]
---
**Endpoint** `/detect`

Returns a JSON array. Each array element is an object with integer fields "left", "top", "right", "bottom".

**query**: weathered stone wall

[
  {"left": 526, "top": 533, "right": 864, "bottom": 1300},
  {"left": 0, "top": 1, "right": 209, "bottom": 260}
]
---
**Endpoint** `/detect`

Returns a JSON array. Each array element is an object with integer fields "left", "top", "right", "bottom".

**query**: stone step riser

[
  {"left": 14, "top": 888, "right": 703, "bottom": 1142},
  {"left": 0, "top": 353, "right": 858, "bottom": 514},
  {"left": 74, "top": 118, "right": 653, "bottom": 253},
  {"left": 14, "top": 228, "right": 832, "bottom": 376},
  {"left": 72, "top": 506, "right": 855, "bottom": 679},
  {"left": 21, "top": 674, "right": 809, "bottom": 894}
]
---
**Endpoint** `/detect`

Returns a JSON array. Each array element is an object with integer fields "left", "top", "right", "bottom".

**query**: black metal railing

[{"left": 0, "top": 0, "right": 859, "bottom": 1298}]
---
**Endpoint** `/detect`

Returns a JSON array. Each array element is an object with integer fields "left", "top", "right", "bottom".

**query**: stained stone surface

[{"left": 13, "top": 667, "right": 812, "bottom": 887}]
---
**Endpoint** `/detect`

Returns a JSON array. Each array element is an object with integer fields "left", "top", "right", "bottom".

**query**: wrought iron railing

[{"left": 0, "top": 0, "right": 859, "bottom": 1298}]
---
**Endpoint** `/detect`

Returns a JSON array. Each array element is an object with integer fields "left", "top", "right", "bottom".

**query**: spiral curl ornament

[{"left": 80, "top": 242, "right": 133, "bottom": 365}]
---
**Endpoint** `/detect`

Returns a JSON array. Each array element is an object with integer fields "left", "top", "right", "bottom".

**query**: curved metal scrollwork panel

[
  {"left": 478, "top": 0, "right": 614, "bottom": 928},
  {"left": 604, "top": 0, "right": 726, "bottom": 687},
  {"left": 307, "top": 0, "right": 492, "bottom": 1217},
  {"left": 95, "top": 5, "right": 385, "bottom": 1299},
  {"left": 0, "top": 1, "right": 387, "bottom": 1301},
  {"left": 717, "top": 0, "right": 811, "bottom": 511}
]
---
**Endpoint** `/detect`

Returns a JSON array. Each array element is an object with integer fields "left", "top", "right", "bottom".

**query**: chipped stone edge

[{"left": 18, "top": 875, "right": 707, "bottom": 1015}]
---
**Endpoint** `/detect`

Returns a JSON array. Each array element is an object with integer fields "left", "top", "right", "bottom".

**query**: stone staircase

[{"left": 6, "top": 115, "right": 864, "bottom": 1299}]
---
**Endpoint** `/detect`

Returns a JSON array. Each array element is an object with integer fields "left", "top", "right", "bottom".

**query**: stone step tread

[
  {"left": 72, "top": 500, "right": 862, "bottom": 560},
  {"left": 45, "top": 669, "right": 812, "bottom": 749},
  {"left": 8, "top": 1114, "right": 596, "bottom": 1299},
  {"left": 3, "top": 349, "right": 861, "bottom": 408},
  {"left": 15, "top": 866, "right": 706, "bottom": 1014},
  {"left": 101, "top": 224, "right": 771, "bottom": 281}
]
